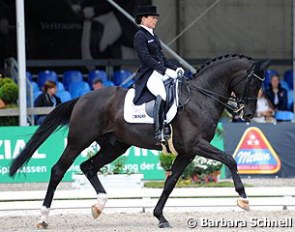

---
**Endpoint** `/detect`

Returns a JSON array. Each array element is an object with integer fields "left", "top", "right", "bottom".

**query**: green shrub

[
  {"left": 0, "top": 115, "right": 18, "bottom": 126},
  {"left": 0, "top": 82, "right": 19, "bottom": 104},
  {"left": 159, "top": 153, "right": 176, "bottom": 171},
  {"left": 0, "top": 103, "right": 19, "bottom": 126},
  {"left": 181, "top": 162, "right": 195, "bottom": 179},
  {"left": 0, "top": 78, "right": 19, "bottom": 126},
  {"left": 0, "top": 77, "right": 14, "bottom": 88},
  {"left": 158, "top": 153, "right": 222, "bottom": 183},
  {"left": 112, "top": 156, "right": 127, "bottom": 174}
]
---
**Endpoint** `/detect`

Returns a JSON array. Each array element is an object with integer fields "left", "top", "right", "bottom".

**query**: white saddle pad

[{"left": 124, "top": 89, "right": 178, "bottom": 124}]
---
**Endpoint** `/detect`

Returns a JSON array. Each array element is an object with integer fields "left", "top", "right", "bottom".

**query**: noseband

[
  {"left": 229, "top": 67, "right": 265, "bottom": 116},
  {"left": 179, "top": 65, "right": 265, "bottom": 117}
]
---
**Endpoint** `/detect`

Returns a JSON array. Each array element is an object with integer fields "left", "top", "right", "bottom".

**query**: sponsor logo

[
  {"left": 132, "top": 114, "right": 146, "bottom": 119},
  {"left": 233, "top": 127, "right": 281, "bottom": 174}
]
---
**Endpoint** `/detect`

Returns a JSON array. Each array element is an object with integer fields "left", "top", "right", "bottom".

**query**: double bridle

[{"left": 178, "top": 65, "right": 265, "bottom": 117}]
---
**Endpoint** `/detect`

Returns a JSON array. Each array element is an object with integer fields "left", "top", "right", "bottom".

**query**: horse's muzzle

[{"left": 243, "top": 113, "right": 254, "bottom": 120}]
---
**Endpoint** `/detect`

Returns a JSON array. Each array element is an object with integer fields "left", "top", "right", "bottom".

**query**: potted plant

[
  {"left": 0, "top": 77, "right": 19, "bottom": 126},
  {"left": 158, "top": 152, "right": 222, "bottom": 184},
  {"left": 191, "top": 156, "right": 222, "bottom": 183},
  {"left": 159, "top": 152, "right": 176, "bottom": 177}
]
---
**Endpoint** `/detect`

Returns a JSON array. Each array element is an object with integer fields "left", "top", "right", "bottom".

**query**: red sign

[{"left": 233, "top": 127, "right": 281, "bottom": 174}]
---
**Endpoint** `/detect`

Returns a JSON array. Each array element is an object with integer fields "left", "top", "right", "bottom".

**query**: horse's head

[{"left": 231, "top": 60, "right": 271, "bottom": 120}]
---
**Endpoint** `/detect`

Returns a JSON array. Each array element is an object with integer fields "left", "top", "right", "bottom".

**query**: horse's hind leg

[
  {"left": 80, "top": 140, "right": 130, "bottom": 218},
  {"left": 37, "top": 143, "right": 87, "bottom": 229}
]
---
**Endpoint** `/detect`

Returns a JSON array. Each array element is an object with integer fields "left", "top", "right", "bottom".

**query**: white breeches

[{"left": 147, "top": 70, "right": 170, "bottom": 101}]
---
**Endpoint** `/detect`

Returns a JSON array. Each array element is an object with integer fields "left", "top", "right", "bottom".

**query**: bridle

[
  {"left": 178, "top": 64, "right": 265, "bottom": 117},
  {"left": 229, "top": 68, "right": 265, "bottom": 116}
]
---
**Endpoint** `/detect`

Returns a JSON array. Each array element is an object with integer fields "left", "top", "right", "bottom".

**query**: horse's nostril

[{"left": 245, "top": 114, "right": 253, "bottom": 119}]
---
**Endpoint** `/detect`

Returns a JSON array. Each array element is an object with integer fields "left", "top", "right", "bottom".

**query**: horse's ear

[{"left": 260, "top": 60, "right": 271, "bottom": 70}]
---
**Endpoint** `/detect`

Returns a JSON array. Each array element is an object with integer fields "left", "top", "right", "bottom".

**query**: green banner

[{"left": 0, "top": 125, "right": 223, "bottom": 183}]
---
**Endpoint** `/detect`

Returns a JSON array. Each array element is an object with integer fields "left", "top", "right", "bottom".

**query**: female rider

[{"left": 133, "top": 5, "right": 184, "bottom": 143}]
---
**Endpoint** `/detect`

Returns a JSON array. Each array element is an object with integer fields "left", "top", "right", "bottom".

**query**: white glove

[
  {"left": 176, "top": 67, "right": 185, "bottom": 77},
  {"left": 165, "top": 68, "right": 178, "bottom": 79},
  {"left": 83, "top": 7, "right": 95, "bottom": 19}
]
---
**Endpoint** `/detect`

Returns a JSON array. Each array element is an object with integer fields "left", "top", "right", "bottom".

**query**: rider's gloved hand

[
  {"left": 165, "top": 68, "right": 178, "bottom": 79},
  {"left": 176, "top": 67, "right": 185, "bottom": 77}
]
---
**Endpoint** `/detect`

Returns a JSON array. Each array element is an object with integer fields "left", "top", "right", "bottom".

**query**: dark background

[{"left": 0, "top": 0, "right": 151, "bottom": 72}]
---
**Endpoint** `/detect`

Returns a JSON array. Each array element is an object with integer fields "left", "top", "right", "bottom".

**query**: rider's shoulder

[{"left": 134, "top": 29, "right": 148, "bottom": 40}]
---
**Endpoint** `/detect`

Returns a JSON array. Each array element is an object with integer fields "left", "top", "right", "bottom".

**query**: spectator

[
  {"left": 92, "top": 78, "right": 104, "bottom": 90},
  {"left": 252, "top": 88, "right": 275, "bottom": 123},
  {"left": 34, "top": 80, "right": 61, "bottom": 125},
  {"left": 265, "top": 74, "right": 288, "bottom": 111}
]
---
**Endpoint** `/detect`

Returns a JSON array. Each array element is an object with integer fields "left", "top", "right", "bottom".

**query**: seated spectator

[
  {"left": 92, "top": 78, "right": 104, "bottom": 90},
  {"left": 34, "top": 80, "right": 61, "bottom": 125},
  {"left": 265, "top": 74, "right": 288, "bottom": 111},
  {"left": 252, "top": 88, "right": 275, "bottom": 123}
]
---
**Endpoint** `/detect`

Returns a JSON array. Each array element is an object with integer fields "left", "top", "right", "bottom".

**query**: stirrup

[
  {"left": 155, "top": 133, "right": 167, "bottom": 145},
  {"left": 160, "top": 138, "right": 168, "bottom": 146},
  {"left": 154, "top": 129, "right": 167, "bottom": 145}
]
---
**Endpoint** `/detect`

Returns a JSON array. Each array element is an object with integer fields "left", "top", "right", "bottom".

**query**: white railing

[
  {"left": 0, "top": 107, "right": 54, "bottom": 116},
  {"left": 0, "top": 187, "right": 294, "bottom": 213}
]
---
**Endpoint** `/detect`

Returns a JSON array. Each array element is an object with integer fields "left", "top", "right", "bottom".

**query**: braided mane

[{"left": 195, "top": 53, "right": 254, "bottom": 74}]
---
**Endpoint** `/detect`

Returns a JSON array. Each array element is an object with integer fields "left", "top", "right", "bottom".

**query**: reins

[
  {"left": 180, "top": 80, "right": 244, "bottom": 116},
  {"left": 177, "top": 65, "right": 265, "bottom": 117}
]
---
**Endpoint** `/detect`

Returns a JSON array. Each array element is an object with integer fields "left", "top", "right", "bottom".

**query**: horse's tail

[{"left": 9, "top": 98, "right": 79, "bottom": 177}]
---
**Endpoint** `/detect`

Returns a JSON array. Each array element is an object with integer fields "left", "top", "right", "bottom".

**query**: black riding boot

[
  {"left": 162, "top": 109, "right": 171, "bottom": 141},
  {"left": 153, "top": 96, "right": 165, "bottom": 143}
]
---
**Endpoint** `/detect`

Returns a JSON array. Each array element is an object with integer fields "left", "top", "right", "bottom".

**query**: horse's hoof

[
  {"left": 158, "top": 221, "right": 172, "bottom": 228},
  {"left": 237, "top": 198, "right": 250, "bottom": 211},
  {"left": 36, "top": 221, "right": 48, "bottom": 229},
  {"left": 91, "top": 205, "right": 102, "bottom": 219}
]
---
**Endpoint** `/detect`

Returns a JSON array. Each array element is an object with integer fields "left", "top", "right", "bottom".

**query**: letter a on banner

[{"left": 233, "top": 127, "right": 281, "bottom": 174}]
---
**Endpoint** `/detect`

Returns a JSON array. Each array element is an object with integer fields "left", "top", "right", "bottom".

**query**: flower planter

[{"left": 72, "top": 173, "right": 144, "bottom": 190}]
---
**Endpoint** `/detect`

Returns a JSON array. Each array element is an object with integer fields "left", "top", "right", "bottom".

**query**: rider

[{"left": 133, "top": 5, "right": 184, "bottom": 143}]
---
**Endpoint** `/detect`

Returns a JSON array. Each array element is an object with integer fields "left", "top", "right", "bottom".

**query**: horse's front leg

[
  {"left": 196, "top": 139, "right": 249, "bottom": 210},
  {"left": 153, "top": 155, "right": 194, "bottom": 228}
]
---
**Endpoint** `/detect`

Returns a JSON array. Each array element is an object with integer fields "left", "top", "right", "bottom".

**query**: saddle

[{"left": 124, "top": 79, "right": 179, "bottom": 124}]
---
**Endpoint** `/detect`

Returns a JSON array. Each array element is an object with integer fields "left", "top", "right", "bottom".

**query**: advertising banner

[
  {"left": 0, "top": 125, "right": 223, "bottom": 183},
  {"left": 224, "top": 123, "right": 295, "bottom": 178},
  {"left": 0, "top": 126, "right": 71, "bottom": 183}
]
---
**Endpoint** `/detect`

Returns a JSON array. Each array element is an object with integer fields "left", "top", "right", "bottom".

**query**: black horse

[{"left": 10, "top": 54, "right": 269, "bottom": 229}]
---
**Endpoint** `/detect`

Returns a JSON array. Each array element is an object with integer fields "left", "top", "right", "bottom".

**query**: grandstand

[{"left": 0, "top": 0, "right": 294, "bottom": 122}]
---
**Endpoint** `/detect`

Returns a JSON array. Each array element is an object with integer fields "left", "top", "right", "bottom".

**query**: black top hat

[{"left": 135, "top": 6, "right": 159, "bottom": 17}]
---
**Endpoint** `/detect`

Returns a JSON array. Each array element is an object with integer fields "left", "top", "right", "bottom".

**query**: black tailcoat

[{"left": 133, "top": 27, "right": 177, "bottom": 105}]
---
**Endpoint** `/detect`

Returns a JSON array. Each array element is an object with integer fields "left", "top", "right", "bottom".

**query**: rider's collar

[{"left": 140, "top": 25, "right": 154, "bottom": 36}]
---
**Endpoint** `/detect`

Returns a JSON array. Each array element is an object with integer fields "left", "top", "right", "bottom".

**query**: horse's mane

[{"left": 194, "top": 53, "right": 254, "bottom": 76}]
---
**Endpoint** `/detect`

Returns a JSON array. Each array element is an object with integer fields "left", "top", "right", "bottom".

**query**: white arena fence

[{"left": 0, "top": 187, "right": 295, "bottom": 213}]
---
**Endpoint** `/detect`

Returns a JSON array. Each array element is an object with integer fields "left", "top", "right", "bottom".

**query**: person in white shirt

[{"left": 252, "top": 88, "right": 275, "bottom": 123}]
